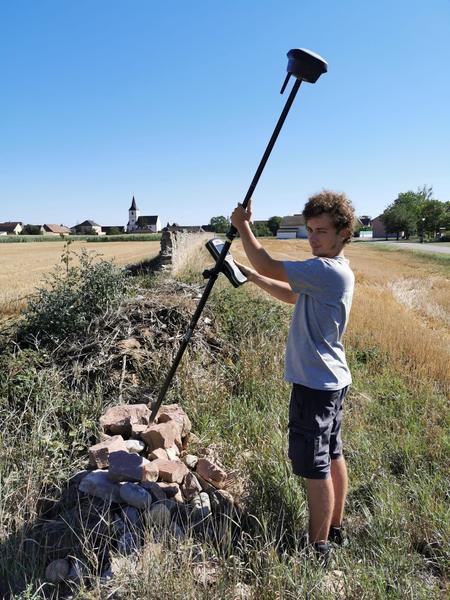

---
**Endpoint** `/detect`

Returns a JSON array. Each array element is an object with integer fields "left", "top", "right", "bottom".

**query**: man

[{"left": 231, "top": 190, "right": 355, "bottom": 563}]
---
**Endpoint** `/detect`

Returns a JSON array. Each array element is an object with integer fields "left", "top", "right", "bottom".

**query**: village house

[
  {"left": 0, "top": 221, "right": 23, "bottom": 235},
  {"left": 371, "top": 215, "right": 400, "bottom": 239},
  {"left": 127, "top": 197, "right": 161, "bottom": 233},
  {"left": 71, "top": 220, "right": 105, "bottom": 235},
  {"left": 276, "top": 214, "right": 307, "bottom": 239},
  {"left": 43, "top": 224, "right": 71, "bottom": 236}
]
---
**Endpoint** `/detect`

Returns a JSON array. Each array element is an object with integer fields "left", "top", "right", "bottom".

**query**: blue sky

[{"left": 1, "top": 1, "right": 449, "bottom": 227}]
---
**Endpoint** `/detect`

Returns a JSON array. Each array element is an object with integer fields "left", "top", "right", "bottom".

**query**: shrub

[{"left": 21, "top": 248, "right": 127, "bottom": 345}]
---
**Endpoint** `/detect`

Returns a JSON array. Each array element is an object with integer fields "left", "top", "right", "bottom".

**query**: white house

[
  {"left": 0, "top": 221, "right": 23, "bottom": 235},
  {"left": 276, "top": 214, "right": 307, "bottom": 239},
  {"left": 127, "top": 197, "right": 161, "bottom": 233}
]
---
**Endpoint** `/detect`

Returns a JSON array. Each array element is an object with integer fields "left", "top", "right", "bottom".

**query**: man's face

[{"left": 306, "top": 213, "right": 348, "bottom": 258}]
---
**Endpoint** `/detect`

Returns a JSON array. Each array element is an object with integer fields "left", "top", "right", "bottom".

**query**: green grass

[
  {"left": 367, "top": 243, "right": 450, "bottom": 266},
  {"left": 0, "top": 259, "right": 448, "bottom": 598},
  {"left": 0, "top": 234, "right": 161, "bottom": 243}
]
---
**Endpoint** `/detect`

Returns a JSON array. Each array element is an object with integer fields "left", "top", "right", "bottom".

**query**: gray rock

[
  {"left": 169, "top": 522, "right": 185, "bottom": 541},
  {"left": 119, "top": 483, "right": 152, "bottom": 510},
  {"left": 108, "top": 450, "right": 148, "bottom": 482},
  {"left": 100, "top": 567, "right": 114, "bottom": 583},
  {"left": 45, "top": 558, "right": 70, "bottom": 583},
  {"left": 118, "top": 531, "right": 139, "bottom": 555},
  {"left": 140, "top": 481, "right": 166, "bottom": 502},
  {"left": 67, "top": 558, "right": 88, "bottom": 584},
  {"left": 182, "top": 454, "right": 198, "bottom": 469},
  {"left": 68, "top": 470, "right": 89, "bottom": 486},
  {"left": 190, "top": 491, "right": 212, "bottom": 524},
  {"left": 181, "top": 471, "right": 202, "bottom": 501},
  {"left": 79, "top": 470, "right": 121, "bottom": 503},
  {"left": 121, "top": 506, "right": 141, "bottom": 527},
  {"left": 146, "top": 504, "right": 171, "bottom": 528},
  {"left": 125, "top": 439, "right": 146, "bottom": 454},
  {"left": 111, "top": 516, "right": 126, "bottom": 536}
]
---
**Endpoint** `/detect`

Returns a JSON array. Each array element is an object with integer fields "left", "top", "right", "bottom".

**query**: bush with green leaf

[{"left": 21, "top": 248, "right": 127, "bottom": 345}]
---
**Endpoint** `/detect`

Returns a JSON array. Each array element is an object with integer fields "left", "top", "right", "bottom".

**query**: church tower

[{"left": 127, "top": 196, "right": 140, "bottom": 232}]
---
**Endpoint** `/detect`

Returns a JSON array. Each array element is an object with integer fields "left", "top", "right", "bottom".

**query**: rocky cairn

[{"left": 44, "top": 402, "right": 237, "bottom": 585}]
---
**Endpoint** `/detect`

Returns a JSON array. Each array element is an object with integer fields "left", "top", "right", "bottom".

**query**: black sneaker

[
  {"left": 313, "top": 542, "right": 332, "bottom": 568},
  {"left": 328, "top": 526, "right": 349, "bottom": 547}
]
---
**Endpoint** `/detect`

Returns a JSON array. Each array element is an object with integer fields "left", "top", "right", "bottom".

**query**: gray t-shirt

[{"left": 283, "top": 256, "right": 354, "bottom": 391}]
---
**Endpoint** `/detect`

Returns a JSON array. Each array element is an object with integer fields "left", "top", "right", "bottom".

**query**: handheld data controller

[{"left": 205, "top": 238, "right": 248, "bottom": 288}]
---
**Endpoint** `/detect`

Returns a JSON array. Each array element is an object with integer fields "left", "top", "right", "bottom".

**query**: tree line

[
  {"left": 209, "top": 215, "right": 282, "bottom": 237},
  {"left": 209, "top": 185, "right": 450, "bottom": 240},
  {"left": 380, "top": 186, "right": 449, "bottom": 240}
]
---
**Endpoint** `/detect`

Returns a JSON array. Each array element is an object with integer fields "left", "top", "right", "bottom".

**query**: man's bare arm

[
  {"left": 231, "top": 201, "right": 288, "bottom": 282},
  {"left": 237, "top": 262, "right": 298, "bottom": 305}
]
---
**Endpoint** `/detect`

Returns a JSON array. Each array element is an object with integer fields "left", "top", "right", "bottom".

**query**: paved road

[{"left": 382, "top": 242, "right": 450, "bottom": 255}]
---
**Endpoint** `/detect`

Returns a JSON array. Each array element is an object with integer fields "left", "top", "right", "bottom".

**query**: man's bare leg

[
  {"left": 330, "top": 457, "right": 348, "bottom": 527},
  {"left": 306, "top": 478, "right": 334, "bottom": 543}
]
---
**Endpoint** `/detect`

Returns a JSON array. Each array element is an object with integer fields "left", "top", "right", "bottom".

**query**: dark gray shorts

[{"left": 288, "top": 383, "right": 349, "bottom": 480}]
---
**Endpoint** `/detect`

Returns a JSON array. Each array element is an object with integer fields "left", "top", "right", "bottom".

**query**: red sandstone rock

[
  {"left": 88, "top": 435, "right": 128, "bottom": 469},
  {"left": 131, "top": 423, "right": 148, "bottom": 439},
  {"left": 157, "top": 481, "right": 184, "bottom": 503},
  {"left": 141, "top": 461, "right": 159, "bottom": 483},
  {"left": 141, "top": 421, "right": 181, "bottom": 451},
  {"left": 100, "top": 404, "right": 151, "bottom": 437},
  {"left": 152, "top": 458, "right": 189, "bottom": 484},
  {"left": 196, "top": 458, "right": 227, "bottom": 489},
  {"left": 181, "top": 471, "right": 202, "bottom": 501},
  {"left": 156, "top": 404, "right": 192, "bottom": 437},
  {"left": 148, "top": 448, "right": 168, "bottom": 461}
]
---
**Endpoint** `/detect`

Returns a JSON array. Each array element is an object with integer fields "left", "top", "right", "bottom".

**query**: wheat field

[
  {"left": 0, "top": 240, "right": 160, "bottom": 317},
  {"left": 233, "top": 239, "right": 450, "bottom": 392}
]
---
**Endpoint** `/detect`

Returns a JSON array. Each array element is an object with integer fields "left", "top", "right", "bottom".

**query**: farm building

[
  {"left": 371, "top": 215, "right": 401, "bottom": 239},
  {"left": 0, "top": 222, "right": 23, "bottom": 235},
  {"left": 43, "top": 224, "right": 71, "bottom": 236},
  {"left": 276, "top": 214, "right": 307, "bottom": 239},
  {"left": 127, "top": 197, "right": 161, "bottom": 233},
  {"left": 71, "top": 220, "right": 105, "bottom": 235}
]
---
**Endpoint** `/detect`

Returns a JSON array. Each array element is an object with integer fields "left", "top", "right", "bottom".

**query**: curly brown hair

[{"left": 302, "top": 190, "right": 355, "bottom": 244}]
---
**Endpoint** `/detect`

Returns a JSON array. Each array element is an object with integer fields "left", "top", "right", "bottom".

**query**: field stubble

[
  {"left": 0, "top": 240, "right": 160, "bottom": 317},
  {"left": 233, "top": 239, "right": 450, "bottom": 393}
]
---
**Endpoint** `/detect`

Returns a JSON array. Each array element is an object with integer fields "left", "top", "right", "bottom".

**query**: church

[{"left": 126, "top": 197, "right": 161, "bottom": 233}]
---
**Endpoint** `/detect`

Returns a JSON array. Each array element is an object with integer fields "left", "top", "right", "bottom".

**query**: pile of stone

[{"left": 44, "top": 402, "right": 237, "bottom": 585}]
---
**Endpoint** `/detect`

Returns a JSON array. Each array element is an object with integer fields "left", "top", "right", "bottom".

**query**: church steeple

[
  {"left": 129, "top": 196, "right": 138, "bottom": 211},
  {"left": 127, "top": 196, "right": 140, "bottom": 232}
]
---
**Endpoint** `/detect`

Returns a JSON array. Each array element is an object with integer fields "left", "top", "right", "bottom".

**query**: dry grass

[
  {"left": 0, "top": 240, "right": 160, "bottom": 318},
  {"left": 233, "top": 239, "right": 450, "bottom": 393}
]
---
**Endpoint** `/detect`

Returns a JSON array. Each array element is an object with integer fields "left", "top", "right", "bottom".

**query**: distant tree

[
  {"left": 443, "top": 202, "right": 450, "bottom": 230},
  {"left": 23, "top": 224, "right": 42, "bottom": 235},
  {"left": 420, "top": 200, "right": 447, "bottom": 238},
  {"left": 267, "top": 216, "right": 282, "bottom": 236},
  {"left": 381, "top": 203, "right": 416, "bottom": 240},
  {"left": 250, "top": 222, "right": 271, "bottom": 237},
  {"left": 382, "top": 185, "right": 434, "bottom": 239},
  {"left": 209, "top": 216, "right": 230, "bottom": 233},
  {"left": 105, "top": 227, "right": 122, "bottom": 235}
]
